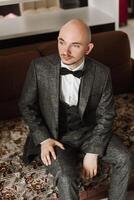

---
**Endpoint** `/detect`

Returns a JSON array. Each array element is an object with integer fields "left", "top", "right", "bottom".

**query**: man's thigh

[
  {"left": 47, "top": 144, "right": 81, "bottom": 178},
  {"left": 102, "top": 134, "right": 131, "bottom": 165}
]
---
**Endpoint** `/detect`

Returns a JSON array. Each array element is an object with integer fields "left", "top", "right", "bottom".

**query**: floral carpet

[{"left": 0, "top": 93, "right": 134, "bottom": 200}]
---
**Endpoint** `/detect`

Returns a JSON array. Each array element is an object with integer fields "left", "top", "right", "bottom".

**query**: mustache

[{"left": 61, "top": 54, "right": 73, "bottom": 58}]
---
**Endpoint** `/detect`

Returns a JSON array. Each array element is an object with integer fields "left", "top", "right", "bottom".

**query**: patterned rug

[{"left": 0, "top": 93, "right": 134, "bottom": 200}]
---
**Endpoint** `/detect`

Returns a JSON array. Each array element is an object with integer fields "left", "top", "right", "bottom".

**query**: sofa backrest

[
  {"left": 90, "top": 31, "right": 133, "bottom": 94},
  {"left": 0, "top": 50, "right": 39, "bottom": 101},
  {"left": 0, "top": 50, "right": 39, "bottom": 119},
  {"left": 38, "top": 31, "right": 133, "bottom": 94},
  {"left": 0, "top": 30, "right": 133, "bottom": 119}
]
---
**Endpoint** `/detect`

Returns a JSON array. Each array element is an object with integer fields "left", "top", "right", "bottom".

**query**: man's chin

[
  {"left": 62, "top": 61, "right": 72, "bottom": 65},
  {"left": 61, "top": 59, "right": 74, "bottom": 65}
]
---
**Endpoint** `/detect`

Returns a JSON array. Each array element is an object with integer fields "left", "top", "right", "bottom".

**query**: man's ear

[{"left": 85, "top": 43, "right": 94, "bottom": 55}]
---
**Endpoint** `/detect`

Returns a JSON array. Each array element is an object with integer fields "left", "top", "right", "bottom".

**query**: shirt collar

[{"left": 61, "top": 58, "right": 85, "bottom": 71}]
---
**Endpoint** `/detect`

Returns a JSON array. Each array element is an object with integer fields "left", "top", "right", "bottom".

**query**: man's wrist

[
  {"left": 86, "top": 153, "right": 98, "bottom": 157},
  {"left": 40, "top": 138, "right": 50, "bottom": 145}
]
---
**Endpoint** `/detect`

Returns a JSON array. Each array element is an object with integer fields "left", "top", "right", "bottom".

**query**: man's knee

[
  {"left": 116, "top": 150, "right": 132, "bottom": 171},
  {"left": 57, "top": 166, "right": 80, "bottom": 182},
  {"left": 109, "top": 135, "right": 133, "bottom": 170},
  {"left": 58, "top": 173, "right": 78, "bottom": 184},
  {"left": 48, "top": 157, "right": 80, "bottom": 183}
]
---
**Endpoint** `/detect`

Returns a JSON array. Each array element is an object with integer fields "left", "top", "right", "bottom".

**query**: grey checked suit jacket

[{"left": 19, "top": 54, "right": 115, "bottom": 164}]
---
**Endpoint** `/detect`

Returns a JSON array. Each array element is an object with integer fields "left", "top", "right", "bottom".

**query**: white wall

[
  {"left": 88, "top": 0, "right": 119, "bottom": 29},
  {"left": 0, "top": 0, "right": 40, "bottom": 6}
]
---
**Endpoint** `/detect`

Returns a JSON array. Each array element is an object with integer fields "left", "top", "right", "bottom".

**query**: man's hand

[
  {"left": 40, "top": 138, "right": 65, "bottom": 166},
  {"left": 82, "top": 153, "right": 98, "bottom": 179}
]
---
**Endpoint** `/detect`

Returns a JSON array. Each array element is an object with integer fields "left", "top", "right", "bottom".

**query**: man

[{"left": 19, "top": 19, "right": 132, "bottom": 200}]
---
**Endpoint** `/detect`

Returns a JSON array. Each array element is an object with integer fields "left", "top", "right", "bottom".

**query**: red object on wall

[{"left": 119, "top": 0, "right": 128, "bottom": 25}]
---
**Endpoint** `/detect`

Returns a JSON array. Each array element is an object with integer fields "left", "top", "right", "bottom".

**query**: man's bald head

[
  {"left": 58, "top": 19, "right": 94, "bottom": 68},
  {"left": 59, "top": 19, "right": 91, "bottom": 44}
]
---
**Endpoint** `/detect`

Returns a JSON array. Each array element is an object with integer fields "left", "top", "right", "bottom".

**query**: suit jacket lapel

[
  {"left": 79, "top": 58, "right": 95, "bottom": 117},
  {"left": 48, "top": 56, "right": 95, "bottom": 126},
  {"left": 49, "top": 55, "right": 60, "bottom": 127}
]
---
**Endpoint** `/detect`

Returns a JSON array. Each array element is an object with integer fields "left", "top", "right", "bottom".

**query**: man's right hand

[{"left": 40, "top": 138, "right": 65, "bottom": 166}]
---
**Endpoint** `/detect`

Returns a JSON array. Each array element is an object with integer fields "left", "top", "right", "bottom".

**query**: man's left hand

[{"left": 82, "top": 153, "right": 98, "bottom": 179}]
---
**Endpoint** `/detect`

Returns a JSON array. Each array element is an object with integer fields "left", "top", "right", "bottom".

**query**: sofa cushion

[
  {"left": 0, "top": 50, "right": 39, "bottom": 101},
  {"left": 90, "top": 31, "right": 133, "bottom": 94}
]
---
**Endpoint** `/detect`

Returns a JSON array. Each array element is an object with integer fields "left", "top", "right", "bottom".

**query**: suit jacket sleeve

[
  {"left": 82, "top": 70, "right": 116, "bottom": 157},
  {"left": 19, "top": 60, "right": 50, "bottom": 146}
]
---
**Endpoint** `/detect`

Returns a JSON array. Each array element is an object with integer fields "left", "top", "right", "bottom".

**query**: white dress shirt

[{"left": 60, "top": 60, "right": 85, "bottom": 106}]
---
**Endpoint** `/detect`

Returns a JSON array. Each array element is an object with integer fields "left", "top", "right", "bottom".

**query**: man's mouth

[{"left": 62, "top": 55, "right": 73, "bottom": 61}]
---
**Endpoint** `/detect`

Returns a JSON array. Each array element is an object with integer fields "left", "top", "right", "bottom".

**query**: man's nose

[{"left": 63, "top": 45, "right": 71, "bottom": 55}]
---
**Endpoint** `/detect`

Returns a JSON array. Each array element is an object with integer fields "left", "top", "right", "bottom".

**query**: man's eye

[
  {"left": 59, "top": 41, "right": 64, "bottom": 45},
  {"left": 73, "top": 44, "right": 80, "bottom": 48}
]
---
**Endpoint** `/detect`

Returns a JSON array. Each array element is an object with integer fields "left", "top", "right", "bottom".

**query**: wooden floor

[
  {"left": 127, "top": 191, "right": 134, "bottom": 200},
  {"left": 91, "top": 191, "right": 134, "bottom": 200},
  {"left": 84, "top": 174, "right": 134, "bottom": 200}
]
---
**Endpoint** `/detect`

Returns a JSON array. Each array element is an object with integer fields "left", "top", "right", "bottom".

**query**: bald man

[{"left": 19, "top": 19, "right": 132, "bottom": 200}]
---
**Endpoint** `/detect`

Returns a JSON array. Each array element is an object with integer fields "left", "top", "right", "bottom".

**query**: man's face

[{"left": 58, "top": 24, "right": 91, "bottom": 67}]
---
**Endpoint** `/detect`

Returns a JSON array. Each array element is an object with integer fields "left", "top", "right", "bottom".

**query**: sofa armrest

[
  {"left": 131, "top": 58, "right": 134, "bottom": 91},
  {"left": 131, "top": 58, "right": 134, "bottom": 79},
  {"left": 132, "top": 58, "right": 134, "bottom": 74}
]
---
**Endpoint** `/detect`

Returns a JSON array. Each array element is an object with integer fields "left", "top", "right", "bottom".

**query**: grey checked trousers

[{"left": 43, "top": 135, "right": 132, "bottom": 200}]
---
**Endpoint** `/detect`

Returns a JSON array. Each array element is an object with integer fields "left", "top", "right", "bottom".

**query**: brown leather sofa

[
  {"left": 0, "top": 31, "right": 133, "bottom": 120},
  {"left": 0, "top": 31, "right": 134, "bottom": 199}
]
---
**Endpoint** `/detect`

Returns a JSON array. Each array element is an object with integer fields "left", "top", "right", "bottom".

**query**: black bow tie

[{"left": 60, "top": 67, "right": 84, "bottom": 78}]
